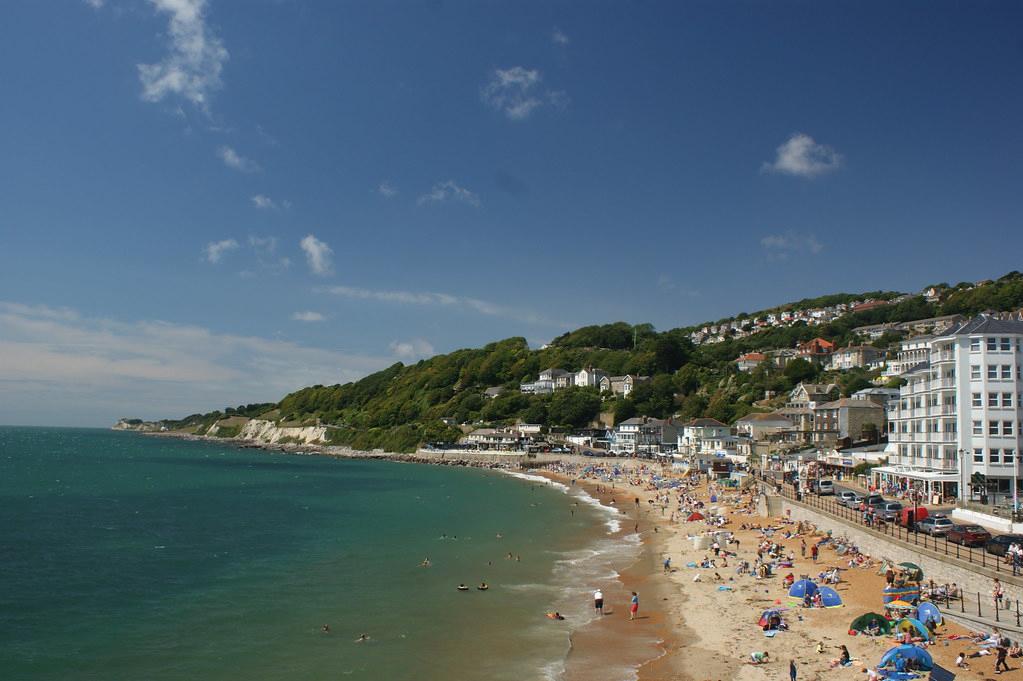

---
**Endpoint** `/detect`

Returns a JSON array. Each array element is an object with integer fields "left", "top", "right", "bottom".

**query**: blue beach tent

[
  {"left": 917, "top": 601, "right": 942, "bottom": 627},
  {"left": 789, "top": 579, "right": 818, "bottom": 600},
  {"left": 818, "top": 586, "right": 843, "bottom": 608},
  {"left": 879, "top": 644, "right": 933, "bottom": 672}
]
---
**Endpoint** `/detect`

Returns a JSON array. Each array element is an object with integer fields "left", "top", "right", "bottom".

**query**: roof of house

[
  {"left": 836, "top": 345, "right": 879, "bottom": 353},
  {"left": 737, "top": 352, "right": 767, "bottom": 361},
  {"left": 947, "top": 315, "right": 1023, "bottom": 336},
  {"left": 736, "top": 412, "right": 793, "bottom": 425},
  {"left": 799, "top": 337, "right": 836, "bottom": 352},
  {"left": 816, "top": 398, "right": 885, "bottom": 410},
  {"left": 687, "top": 418, "right": 727, "bottom": 427},
  {"left": 484, "top": 386, "right": 505, "bottom": 395}
]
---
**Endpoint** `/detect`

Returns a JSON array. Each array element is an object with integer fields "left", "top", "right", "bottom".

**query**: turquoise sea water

[{"left": 0, "top": 428, "right": 630, "bottom": 681}]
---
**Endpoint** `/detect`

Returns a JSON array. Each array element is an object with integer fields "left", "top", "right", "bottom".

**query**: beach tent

[
  {"left": 758, "top": 609, "right": 785, "bottom": 627},
  {"left": 879, "top": 644, "right": 933, "bottom": 672},
  {"left": 850, "top": 613, "right": 892, "bottom": 635},
  {"left": 898, "top": 563, "right": 923, "bottom": 581},
  {"left": 894, "top": 618, "right": 933, "bottom": 641},
  {"left": 917, "top": 602, "right": 942, "bottom": 627},
  {"left": 818, "top": 586, "right": 843, "bottom": 608},
  {"left": 789, "top": 579, "right": 818, "bottom": 600},
  {"left": 884, "top": 600, "right": 915, "bottom": 612},
  {"left": 687, "top": 512, "right": 705, "bottom": 522},
  {"left": 882, "top": 585, "right": 920, "bottom": 604}
]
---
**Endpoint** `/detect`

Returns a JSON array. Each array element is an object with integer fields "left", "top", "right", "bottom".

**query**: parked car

[
  {"left": 845, "top": 493, "right": 866, "bottom": 508},
  {"left": 985, "top": 534, "right": 1023, "bottom": 556},
  {"left": 815, "top": 480, "right": 835, "bottom": 496},
  {"left": 859, "top": 494, "right": 884, "bottom": 510},
  {"left": 947, "top": 524, "right": 993, "bottom": 547},
  {"left": 899, "top": 506, "right": 928, "bottom": 528},
  {"left": 915, "top": 516, "right": 954, "bottom": 536},
  {"left": 878, "top": 502, "right": 903, "bottom": 521},
  {"left": 836, "top": 491, "right": 857, "bottom": 506}
]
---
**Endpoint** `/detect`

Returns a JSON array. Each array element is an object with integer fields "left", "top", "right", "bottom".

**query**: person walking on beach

[
  {"left": 593, "top": 589, "right": 604, "bottom": 615},
  {"left": 811, "top": 543, "right": 819, "bottom": 562},
  {"left": 993, "top": 578, "right": 1005, "bottom": 611},
  {"left": 789, "top": 659, "right": 797, "bottom": 681},
  {"left": 996, "top": 642, "right": 1010, "bottom": 673},
  {"left": 629, "top": 591, "right": 639, "bottom": 621},
  {"left": 800, "top": 540, "right": 806, "bottom": 558}
]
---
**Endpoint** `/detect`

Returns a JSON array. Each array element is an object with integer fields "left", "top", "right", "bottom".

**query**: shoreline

[{"left": 128, "top": 430, "right": 1009, "bottom": 681}]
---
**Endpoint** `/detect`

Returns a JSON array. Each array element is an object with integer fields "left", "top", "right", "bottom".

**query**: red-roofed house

[
  {"left": 735, "top": 352, "right": 767, "bottom": 372},
  {"left": 797, "top": 337, "right": 836, "bottom": 362}
]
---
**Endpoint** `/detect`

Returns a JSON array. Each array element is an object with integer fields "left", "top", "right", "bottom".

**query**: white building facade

[{"left": 884, "top": 316, "right": 1023, "bottom": 504}]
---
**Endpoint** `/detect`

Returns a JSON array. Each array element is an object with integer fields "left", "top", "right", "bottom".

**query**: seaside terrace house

[
  {"left": 599, "top": 374, "right": 651, "bottom": 397},
  {"left": 520, "top": 368, "right": 573, "bottom": 394},
  {"left": 777, "top": 383, "right": 839, "bottom": 444},
  {"left": 811, "top": 397, "right": 886, "bottom": 446},
  {"left": 797, "top": 337, "right": 837, "bottom": 364},
  {"left": 735, "top": 412, "right": 793, "bottom": 442},
  {"left": 612, "top": 417, "right": 680, "bottom": 457},
  {"left": 853, "top": 322, "right": 899, "bottom": 341},
  {"left": 463, "top": 428, "right": 525, "bottom": 451},
  {"left": 677, "top": 418, "right": 730, "bottom": 457},
  {"left": 880, "top": 335, "right": 934, "bottom": 382},
  {"left": 734, "top": 352, "right": 767, "bottom": 372},
  {"left": 852, "top": 387, "right": 902, "bottom": 410},
  {"left": 880, "top": 314, "right": 1023, "bottom": 508},
  {"left": 827, "top": 345, "right": 883, "bottom": 371}
]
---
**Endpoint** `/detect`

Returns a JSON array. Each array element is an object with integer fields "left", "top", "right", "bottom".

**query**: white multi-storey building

[{"left": 882, "top": 315, "right": 1023, "bottom": 504}]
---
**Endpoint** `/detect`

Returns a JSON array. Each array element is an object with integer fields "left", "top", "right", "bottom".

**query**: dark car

[
  {"left": 985, "top": 534, "right": 1023, "bottom": 556},
  {"left": 947, "top": 524, "right": 993, "bottom": 547},
  {"left": 860, "top": 494, "right": 884, "bottom": 510},
  {"left": 915, "top": 516, "right": 953, "bottom": 536}
]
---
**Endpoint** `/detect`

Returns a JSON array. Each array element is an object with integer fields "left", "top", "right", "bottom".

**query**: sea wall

[{"left": 769, "top": 494, "right": 1023, "bottom": 622}]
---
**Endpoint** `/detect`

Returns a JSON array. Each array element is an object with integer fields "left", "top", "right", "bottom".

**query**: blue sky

[{"left": 2, "top": 0, "right": 1021, "bottom": 426}]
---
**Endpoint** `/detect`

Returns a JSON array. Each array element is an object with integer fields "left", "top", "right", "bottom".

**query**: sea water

[{"left": 0, "top": 428, "right": 637, "bottom": 681}]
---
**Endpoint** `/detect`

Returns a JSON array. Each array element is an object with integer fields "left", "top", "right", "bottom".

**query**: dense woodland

[{"left": 173, "top": 272, "right": 1023, "bottom": 453}]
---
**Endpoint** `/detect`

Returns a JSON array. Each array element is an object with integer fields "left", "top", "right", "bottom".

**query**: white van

[{"left": 815, "top": 480, "right": 835, "bottom": 495}]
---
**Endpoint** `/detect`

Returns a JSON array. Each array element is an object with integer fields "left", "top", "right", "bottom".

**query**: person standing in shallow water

[
  {"left": 593, "top": 589, "right": 604, "bottom": 615},
  {"left": 629, "top": 592, "right": 639, "bottom": 620}
]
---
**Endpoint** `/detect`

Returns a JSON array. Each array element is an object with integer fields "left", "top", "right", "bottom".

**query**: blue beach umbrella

[
  {"left": 789, "top": 579, "right": 818, "bottom": 600},
  {"left": 916, "top": 601, "right": 942, "bottom": 627},
  {"left": 879, "top": 644, "right": 933, "bottom": 671},
  {"left": 818, "top": 586, "right": 843, "bottom": 608}
]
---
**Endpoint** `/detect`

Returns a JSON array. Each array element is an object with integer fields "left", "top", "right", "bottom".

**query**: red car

[{"left": 947, "top": 524, "right": 992, "bottom": 547}]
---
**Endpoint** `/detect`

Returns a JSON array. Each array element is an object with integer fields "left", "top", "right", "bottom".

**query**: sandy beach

[{"left": 539, "top": 462, "right": 1018, "bottom": 681}]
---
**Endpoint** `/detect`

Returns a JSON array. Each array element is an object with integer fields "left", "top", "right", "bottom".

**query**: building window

[
  {"left": 971, "top": 338, "right": 981, "bottom": 352},
  {"left": 990, "top": 449, "right": 1001, "bottom": 464},
  {"left": 899, "top": 445, "right": 908, "bottom": 457},
  {"left": 974, "top": 420, "right": 983, "bottom": 435},
  {"left": 1006, "top": 449, "right": 1017, "bottom": 465},
  {"left": 972, "top": 365, "right": 981, "bottom": 380},
  {"left": 990, "top": 393, "right": 1000, "bottom": 407},
  {"left": 1004, "top": 421, "right": 1014, "bottom": 436},
  {"left": 988, "top": 338, "right": 998, "bottom": 352},
  {"left": 974, "top": 448, "right": 984, "bottom": 463},
  {"left": 1002, "top": 338, "right": 1012, "bottom": 351},
  {"left": 990, "top": 420, "right": 1000, "bottom": 436},
  {"left": 1005, "top": 393, "right": 1014, "bottom": 408},
  {"left": 1003, "top": 364, "right": 1012, "bottom": 379},
  {"left": 973, "top": 392, "right": 983, "bottom": 407},
  {"left": 989, "top": 365, "right": 999, "bottom": 380}
]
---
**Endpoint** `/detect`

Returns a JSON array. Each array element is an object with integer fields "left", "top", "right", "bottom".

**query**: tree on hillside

[
  {"left": 783, "top": 358, "right": 818, "bottom": 383},
  {"left": 547, "top": 387, "right": 601, "bottom": 428}
]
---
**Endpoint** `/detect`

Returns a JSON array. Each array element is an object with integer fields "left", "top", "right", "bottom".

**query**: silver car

[
  {"left": 836, "top": 491, "right": 857, "bottom": 506},
  {"left": 878, "top": 502, "right": 903, "bottom": 521}
]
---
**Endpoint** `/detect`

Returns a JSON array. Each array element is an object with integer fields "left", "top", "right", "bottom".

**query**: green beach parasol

[{"left": 898, "top": 562, "right": 923, "bottom": 581}]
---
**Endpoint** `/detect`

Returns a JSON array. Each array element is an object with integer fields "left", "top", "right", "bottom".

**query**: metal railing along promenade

[{"left": 763, "top": 479, "right": 1023, "bottom": 627}]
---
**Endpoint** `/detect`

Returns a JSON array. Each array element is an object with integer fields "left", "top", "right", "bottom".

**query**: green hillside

[{"left": 163, "top": 272, "right": 1023, "bottom": 453}]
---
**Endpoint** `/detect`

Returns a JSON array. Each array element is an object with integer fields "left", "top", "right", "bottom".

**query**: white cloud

[
  {"left": 389, "top": 338, "right": 435, "bottom": 360},
  {"left": 251, "top": 194, "right": 277, "bottom": 210},
  {"left": 552, "top": 28, "right": 569, "bottom": 45},
  {"left": 83, "top": 0, "right": 105, "bottom": 9},
  {"left": 292, "top": 310, "right": 325, "bottom": 322},
  {"left": 0, "top": 301, "right": 390, "bottom": 426},
  {"left": 203, "top": 238, "right": 239, "bottom": 263},
  {"left": 300, "top": 234, "right": 334, "bottom": 276},
  {"left": 137, "top": 0, "right": 229, "bottom": 111},
  {"left": 319, "top": 285, "right": 568, "bottom": 328},
  {"left": 481, "top": 66, "right": 566, "bottom": 120},
  {"left": 377, "top": 181, "right": 398, "bottom": 198},
  {"left": 417, "top": 180, "right": 480, "bottom": 207},
  {"left": 762, "top": 133, "right": 843, "bottom": 178},
  {"left": 760, "top": 231, "right": 824, "bottom": 261},
  {"left": 218, "top": 146, "right": 259, "bottom": 172}
]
